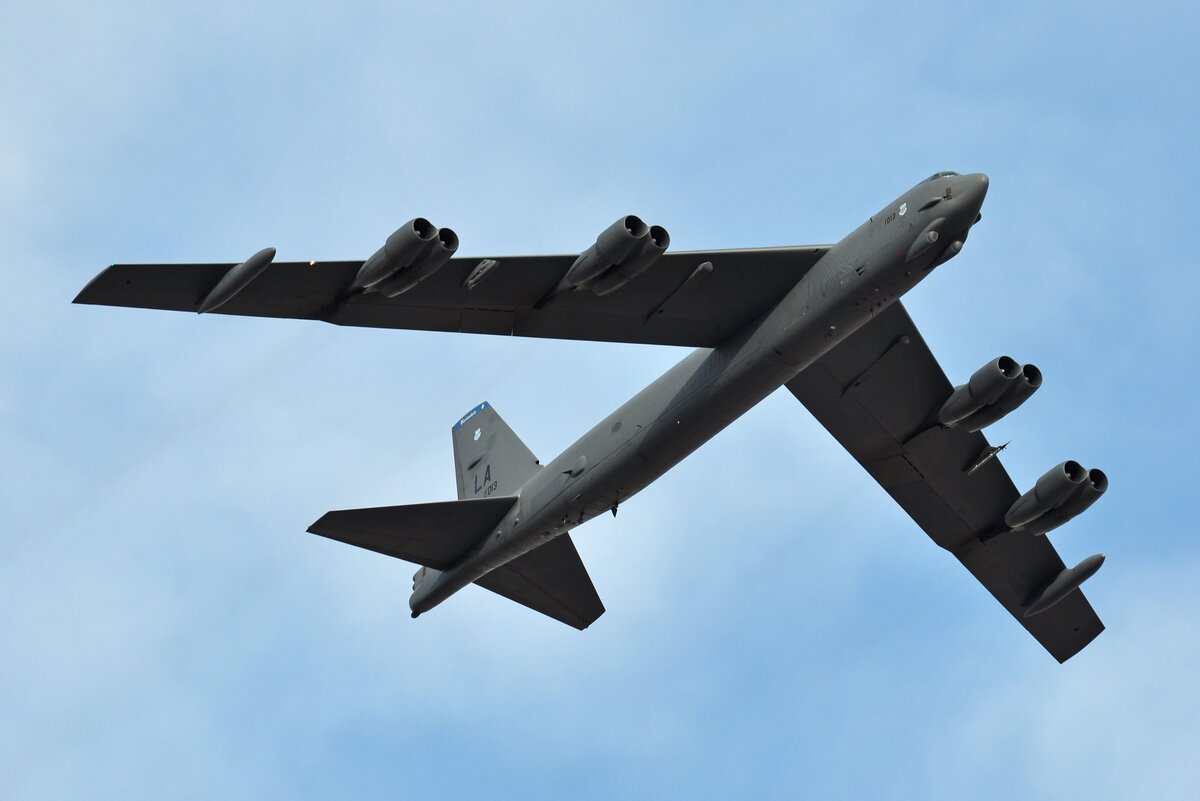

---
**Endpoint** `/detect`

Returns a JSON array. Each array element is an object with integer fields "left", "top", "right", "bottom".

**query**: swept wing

[
  {"left": 785, "top": 302, "right": 1104, "bottom": 662},
  {"left": 74, "top": 247, "right": 828, "bottom": 348}
]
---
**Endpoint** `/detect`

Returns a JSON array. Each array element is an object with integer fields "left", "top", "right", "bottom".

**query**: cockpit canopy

[{"left": 925, "top": 171, "right": 959, "bottom": 182}]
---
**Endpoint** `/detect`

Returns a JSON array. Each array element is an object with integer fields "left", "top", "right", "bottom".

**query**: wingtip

[{"left": 72, "top": 266, "right": 116, "bottom": 305}]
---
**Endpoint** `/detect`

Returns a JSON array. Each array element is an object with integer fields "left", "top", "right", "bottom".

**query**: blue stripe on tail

[{"left": 453, "top": 401, "right": 489, "bottom": 430}]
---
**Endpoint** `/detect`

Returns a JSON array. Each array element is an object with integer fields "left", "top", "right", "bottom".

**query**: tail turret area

[
  {"left": 452, "top": 402, "right": 541, "bottom": 500},
  {"left": 311, "top": 402, "right": 603, "bottom": 630}
]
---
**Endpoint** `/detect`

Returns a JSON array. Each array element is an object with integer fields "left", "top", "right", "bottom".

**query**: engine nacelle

[
  {"left": 1006, "top": 461, "right": 1088, "bottom": 529},
  {"left": 375, "top": 226, "right": 460, "bottom": 298},
  {"left": 1020, "top": 467, "right": 1107, "bottom": 537},
  {"left": 561, "top": 215, "right": 651, "bottom": 291},
  {"left": 590, "top": 225, "right": 670, "bottom": 296},
  {"left": 938, "top": 356, "right": 1022, "bottom": 426},
  {"left": 955, "top": 364, "right": 1042, "bottom": 432},
  {"left": 1004, "top": 461, "right": 1108, "bottom": 536},
  {"left": 351, "top": 218, "right": 440, "bottom": 291}
]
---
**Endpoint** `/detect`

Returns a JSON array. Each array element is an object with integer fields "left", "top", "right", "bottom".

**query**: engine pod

[
  {"left": 1021, "top": 468, "right": 1108, "bottom": 536},
  {"left": 1005, "top": 460, "right": 1089, "bottom": 530},
  {"left": 590, "top": 225, "right": 671, "bottom": 296},
  {"left": 375, "top": 227, "right": 459, "bottom": 298},
  {"left": 352, "top": 218, "right": 439, "bottom": 291},
  {"left": 953, "top": 363, "right": 1043, "bottom": 432},
  {"left": 938, "top": 356, "right": 1022, "bottom": 426},
  {"left": 559, "top": 216, "right": 649, "bottom": 291}
]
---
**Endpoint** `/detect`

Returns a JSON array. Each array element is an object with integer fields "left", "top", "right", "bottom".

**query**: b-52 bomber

[{"left": 75, "top": 172, "right": 1109, "bottom": 662}]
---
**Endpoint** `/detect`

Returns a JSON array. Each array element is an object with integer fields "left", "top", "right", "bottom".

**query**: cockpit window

[{"left": 925, "top": 171, "right": 958, "bottom": 182}]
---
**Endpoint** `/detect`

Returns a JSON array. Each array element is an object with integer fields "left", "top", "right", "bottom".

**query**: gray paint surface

[{"left": 75, "top": 172, "right": 1107, "bottom": 661}]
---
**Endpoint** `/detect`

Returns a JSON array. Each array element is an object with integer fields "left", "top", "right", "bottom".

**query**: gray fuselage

[{"left": 410, "top": 173, "right": 990, "bottom": 616}]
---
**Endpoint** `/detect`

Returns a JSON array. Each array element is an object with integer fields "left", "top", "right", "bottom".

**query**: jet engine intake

[
  {"left": 351, "top": 218, "right": 441, "bottom": 292},
  {"left": 1004, "top": 461, "right": 1108, "bottom": 536},
  {"left": 1018, "top": 467, "right": 1107, "bottom": 537},
  {"left": 375, "top": 226, "right": 460, "bottom": 298},
  {"left": 560, "top": 215, "right": 655, "bottom": 292},
  {"left": 955, "top": 363, "right": 1042, "bottom": 432},
  {"left": 938, "top": 357, "right": 1021, "bottom": 427},
  {"left": 590, "top": 225, "right": 671, "bottom": 296}
]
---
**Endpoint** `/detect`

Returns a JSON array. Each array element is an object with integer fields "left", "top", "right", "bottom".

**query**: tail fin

[{"left": 453, "top": 402, "right": 541, "bottom": 500}]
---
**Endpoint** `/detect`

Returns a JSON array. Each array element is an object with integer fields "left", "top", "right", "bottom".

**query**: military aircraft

[{"left": 75, "top": 171, "right": 1108, "bottom": 662}]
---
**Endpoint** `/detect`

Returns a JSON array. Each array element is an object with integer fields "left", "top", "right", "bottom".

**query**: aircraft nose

[
  {"left": 961, "top": 173, "right": 989, "bottom": 216},
  {"left": 966, "top": 172, "right": 989, "bottom": 197}
]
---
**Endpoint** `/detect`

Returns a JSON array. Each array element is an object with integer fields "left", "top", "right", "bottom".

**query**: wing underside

[
  {"left": 786, "top": 302, "right": 1103, "bottom": 662},
  {"left": 74, "top": 246, "right": 829, "bottom": 348}
]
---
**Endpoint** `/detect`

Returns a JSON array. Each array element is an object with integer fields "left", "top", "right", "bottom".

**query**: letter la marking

[{"left": 474, "top": 464, "right": 493, "bottom": 495}]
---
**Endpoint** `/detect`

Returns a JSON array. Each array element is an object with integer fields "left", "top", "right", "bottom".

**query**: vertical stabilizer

[{"left": 452, "top": 402, "right": 541, "bottom": 500}]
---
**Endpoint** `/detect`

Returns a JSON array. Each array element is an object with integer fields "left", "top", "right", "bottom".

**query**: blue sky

[{"left": 3, "top": 2, "right": 1198, "bottom": 798}]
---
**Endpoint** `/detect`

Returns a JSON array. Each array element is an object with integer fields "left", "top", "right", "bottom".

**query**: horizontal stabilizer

[
  {"left": 475, "top": 534, "right": 605, "bottom": 629},
  {"left": 308, "top": 496, "right": 517, "bottom": 570}
]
